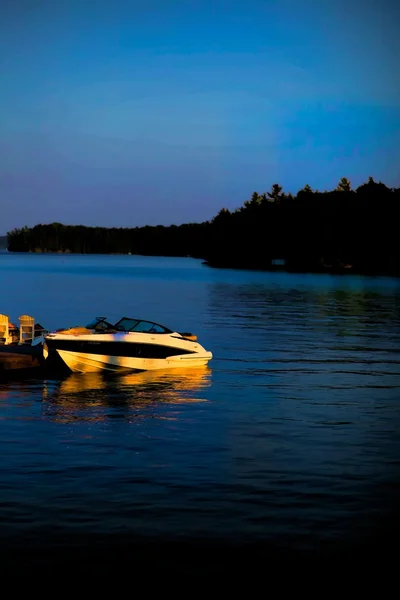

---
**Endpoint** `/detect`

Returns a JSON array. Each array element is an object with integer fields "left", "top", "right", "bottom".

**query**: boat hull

[
  {"left": 56, "top": 349, "right": 213, "bottom": 373},
  {"left": 44, "top": 330, "right": 212, "bottom": 374}
]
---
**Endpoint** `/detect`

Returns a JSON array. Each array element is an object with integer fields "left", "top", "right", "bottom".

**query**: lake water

[{"left": 1, "top": 252, "right": 399, "bottom": 576}]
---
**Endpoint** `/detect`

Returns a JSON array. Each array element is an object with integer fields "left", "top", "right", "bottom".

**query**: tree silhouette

[
  {"left": 244, "top": 192, "right": 261, "bottom": 208},
  {"left": 267, "top": 183, "right": 283, "bottom": 202},
  {"left": 336, "top": 177, "right": 351, "bottom": 192}
]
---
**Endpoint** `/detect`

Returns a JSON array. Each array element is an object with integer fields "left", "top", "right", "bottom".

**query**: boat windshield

[
  {"left": 86, "top": 317, "right": 114, "bottom": 331},
  {"left": 113, "top": 317, "right": 172, "bottom": 334}
]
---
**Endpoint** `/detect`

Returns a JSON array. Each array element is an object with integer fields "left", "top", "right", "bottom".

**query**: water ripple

[{"left": 0, "top": 256, "right": 399, "bottom": 572}]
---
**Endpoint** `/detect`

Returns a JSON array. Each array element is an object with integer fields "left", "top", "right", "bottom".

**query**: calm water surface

[{"left": 1, "top": 252, "right": 399, "bottom": 573}]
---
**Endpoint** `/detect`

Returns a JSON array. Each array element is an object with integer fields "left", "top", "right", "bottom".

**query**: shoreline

[{"left": 2, "top": 249, "right": 399, "bottom": 277}]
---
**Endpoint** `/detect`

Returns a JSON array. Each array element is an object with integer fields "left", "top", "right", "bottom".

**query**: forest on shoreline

[{"left": 6, "top": 177, "right": 400, "bottom": 276}]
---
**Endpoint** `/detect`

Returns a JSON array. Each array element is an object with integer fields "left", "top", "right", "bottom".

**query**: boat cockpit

[{"left": 86, "top": 316, "right": 173, "bottom": 334}]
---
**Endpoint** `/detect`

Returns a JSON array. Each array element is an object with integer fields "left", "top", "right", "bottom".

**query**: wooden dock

[
  {"left": 0, "top": 345, "right": 43, "bottom": 378},
  {"left": 0, "top": 313, "right": 53, "bottom": 379}
]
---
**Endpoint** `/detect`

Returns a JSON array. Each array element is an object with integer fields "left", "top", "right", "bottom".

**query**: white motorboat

[{"left": 43, "top": 316, "right": 213, "bottom": 374}]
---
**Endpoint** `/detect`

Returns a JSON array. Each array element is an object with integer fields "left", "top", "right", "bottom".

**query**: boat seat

[
  {"left": 19, "top": 315, "right": 35, "bottom": 344},
  {"left": 0, "top": 314, "right": 12, "bottom": 345}
]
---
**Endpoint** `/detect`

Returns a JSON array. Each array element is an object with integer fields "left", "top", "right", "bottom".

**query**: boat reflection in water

[{"left": 41, "top": 366, "right": 212, "bottom": 423}]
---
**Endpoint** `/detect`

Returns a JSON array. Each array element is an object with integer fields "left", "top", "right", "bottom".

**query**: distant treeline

[
  {"left": 7, "top": 222, "right": 208, "bottom": 258},
  {"left": 0, "top": 236, "right": 7, "bottom": 249},
  {"left": 6, "top": 177, "right": 400, "bottom": 276}
]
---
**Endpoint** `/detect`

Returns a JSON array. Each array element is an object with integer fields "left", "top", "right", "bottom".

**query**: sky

[{"left": 1, "top": 0, "right": 399, "bottom": 233}]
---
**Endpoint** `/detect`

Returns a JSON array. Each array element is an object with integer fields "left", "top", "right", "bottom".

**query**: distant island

[
  {"left": 0, "top": 236, "right": 7, "bottom": 249},
  {"left": 6, "top": 177, "right": 400, "bottom": 276}
]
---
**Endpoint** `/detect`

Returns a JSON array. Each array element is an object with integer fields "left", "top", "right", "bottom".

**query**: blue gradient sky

[{"left": 1, "top": 0, "right": 399, "bottom": 233}]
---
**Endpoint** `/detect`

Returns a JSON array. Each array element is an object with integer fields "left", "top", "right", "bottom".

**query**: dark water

[{"left": 1, "top": 252, "right": 400, "bottom": 576}]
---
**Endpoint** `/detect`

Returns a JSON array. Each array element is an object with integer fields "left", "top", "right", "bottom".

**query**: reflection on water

[
  {"left": 1, "top": 256, "right": 400, "bottom": 572},
  {"left": 206, "top": 281, "right": 400, "bottom": 370},
  {"left": 208, "top": 280, "right": 400, "bottom": 323},
  {"left": 41, "top": 367, "right": 212, "bottom": 423}
]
